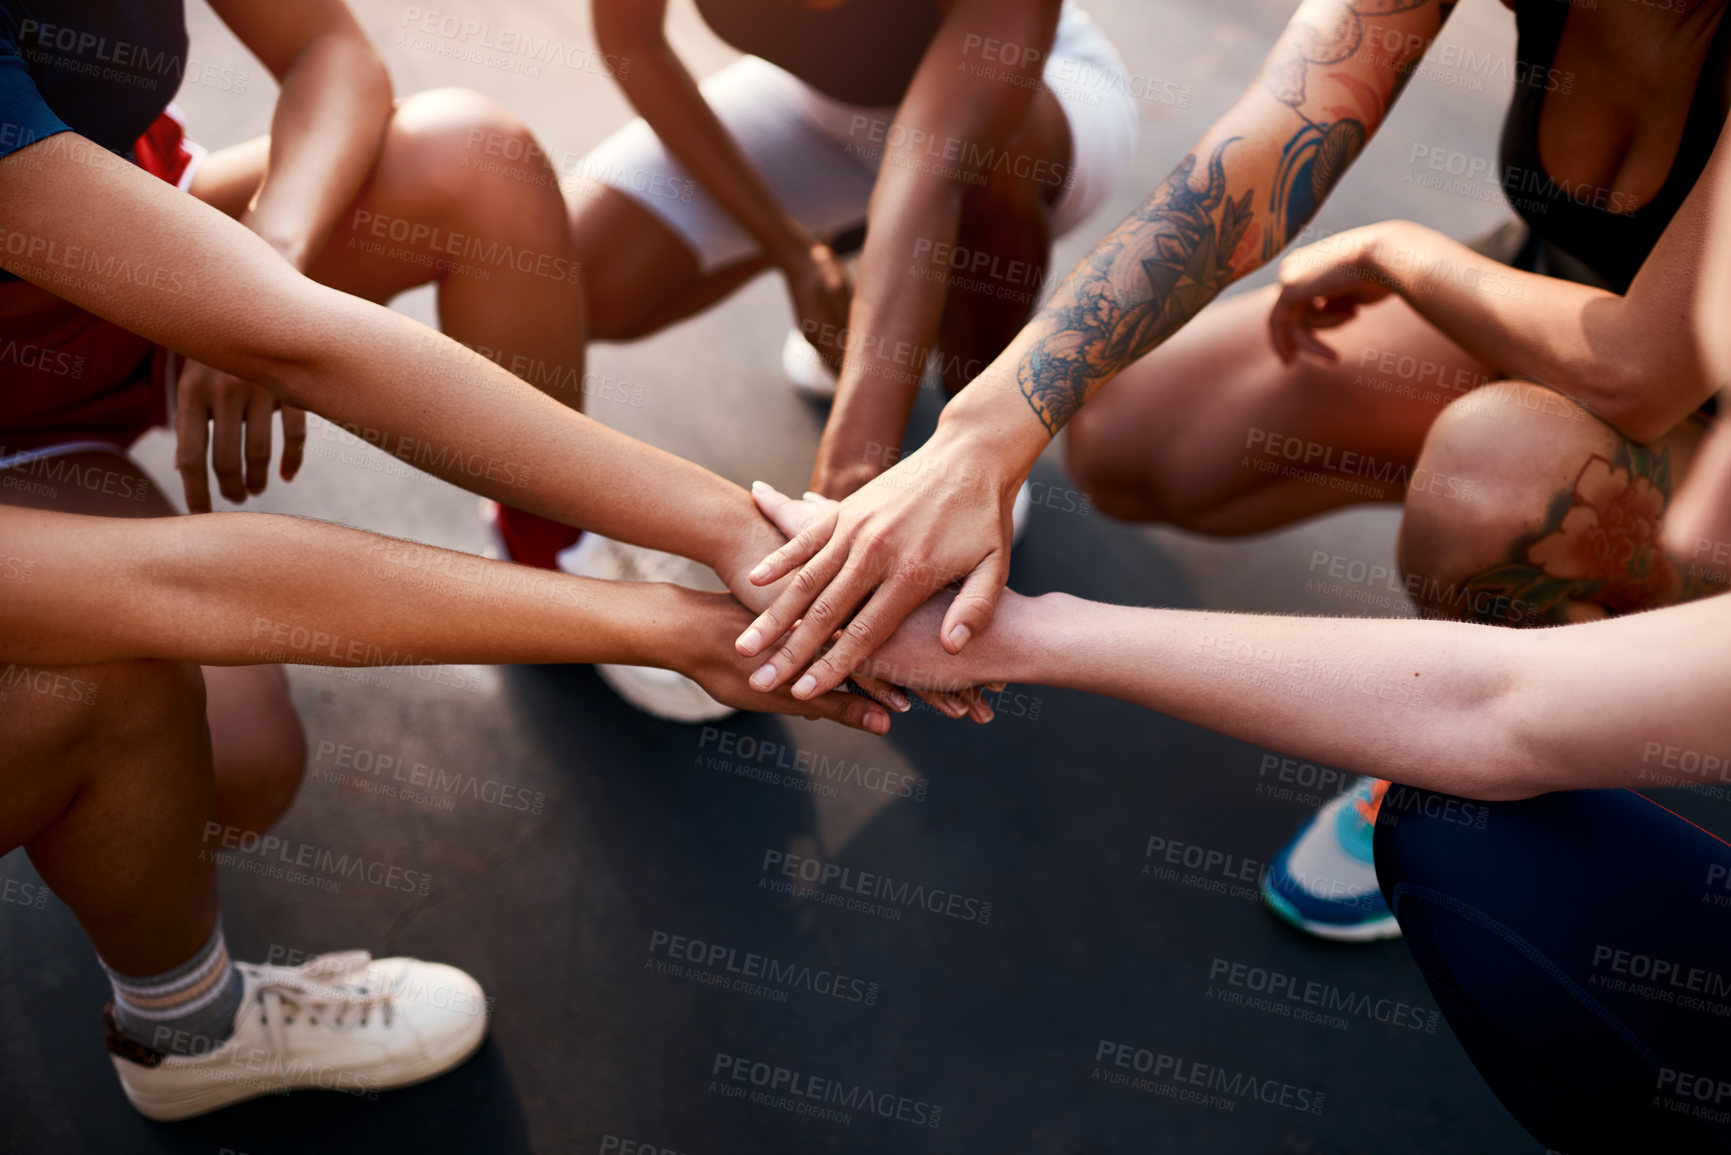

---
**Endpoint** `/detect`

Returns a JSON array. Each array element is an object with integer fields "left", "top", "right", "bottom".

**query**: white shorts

[{"left": 578, "top": 3, "right": 1138, "bottom": 273}]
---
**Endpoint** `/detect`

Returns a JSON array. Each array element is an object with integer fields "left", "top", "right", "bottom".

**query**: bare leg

[
  {"left": 1399, "top": 384, "right": 1717, "bottom": 624},
  {"left": 195, "top": 89, "right": 589, "bottom": 406},
  {"left": 0, "top": 454, "right": 303, "bottom": 833},
  {"left": 1064, "top": 284, "right": 1492, "bottom": 533},
  {"left": 1, "top": 657, "right": 217, "bottom": 975}
]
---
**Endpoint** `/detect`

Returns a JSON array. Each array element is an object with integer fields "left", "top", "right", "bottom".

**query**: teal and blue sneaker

[{"left": 1261, "top": 777, "right": 1402, "bottom": 942}]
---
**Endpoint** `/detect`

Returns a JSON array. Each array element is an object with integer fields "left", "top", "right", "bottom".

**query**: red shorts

[{"left": 0, "top": 108, "right": 205, "bottom": 457}]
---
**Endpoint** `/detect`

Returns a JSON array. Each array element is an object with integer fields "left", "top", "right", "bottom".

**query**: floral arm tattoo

[{"left": 1014, "top": 0, "right": 1446, "bottom": 436}]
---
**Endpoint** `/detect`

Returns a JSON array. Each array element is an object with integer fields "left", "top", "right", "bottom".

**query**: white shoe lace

[{"left": 244, "top": 951, "right": 398, "bottom": 1054}]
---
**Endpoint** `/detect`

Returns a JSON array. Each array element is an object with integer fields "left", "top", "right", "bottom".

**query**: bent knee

[
  {"left": 1066, "top": 403, "right": 1223, "bottom": 528},
  {"left": 1399, "top": 383, "right": 1620, "bottom": 620},
  {"left": 13, "top": 660, "right": 205, "bottom": 759},
  {"left": 383, "top": 88, "right": 560, "bottom": 212}
]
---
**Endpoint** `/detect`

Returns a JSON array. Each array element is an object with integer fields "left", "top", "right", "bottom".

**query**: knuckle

[{"left": 843, "top": 616, "right": 875, "bottom": 644}]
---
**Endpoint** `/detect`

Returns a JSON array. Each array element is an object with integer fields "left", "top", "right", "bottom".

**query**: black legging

[{"left": 1375, "top": 786, "right": 1731, "bottom": 1154}]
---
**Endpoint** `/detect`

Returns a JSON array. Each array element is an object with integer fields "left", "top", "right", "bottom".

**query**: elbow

[
  {"left": 1587, "top": 353, "right": 1710, "bottom": 446},
  {"left": 214, "top": 280, "right": 347, "bottom": 409}
]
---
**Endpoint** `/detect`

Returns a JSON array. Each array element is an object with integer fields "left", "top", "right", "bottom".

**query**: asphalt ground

[{"left": 3, "top": 1, "right": 1707, "bottom": 1152}]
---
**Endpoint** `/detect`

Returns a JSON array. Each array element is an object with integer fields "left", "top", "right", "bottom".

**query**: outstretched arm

[
  {"left": 736, "top": 0, "right": 1457, "bottom": 697},
  {"left": 0, "top": 133, "right": 787, "bottom": 608},
  {"left": 808, "top": 0, "right": 1063, "bottom": 498},
  {"left": 858, "top": 587, "right": 1731, "bottom": 799},
  {"left": 0, "top": 505, "right": 892, "bottom": 734}
]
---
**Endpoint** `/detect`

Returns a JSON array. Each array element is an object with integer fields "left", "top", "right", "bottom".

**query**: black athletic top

[
  {"left": 1499, "top": 0, "right": 1731, "bottom": 292},
  {"left": 692, "top": 0, "right": 944, "bottom": 107},
  {"left": 0, "top": 0, "right": 188, "bottom": 283}
]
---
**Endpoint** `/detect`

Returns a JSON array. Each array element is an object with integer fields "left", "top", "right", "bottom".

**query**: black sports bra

[
  {"left": 692, "top": 0, "right": 943, "bottom": 107},
  {"left": 1499, "top": 0, "right": 1731, "bottom": 292}
]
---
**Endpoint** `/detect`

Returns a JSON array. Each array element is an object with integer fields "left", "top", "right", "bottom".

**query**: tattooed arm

[
  {"left": 733, "top": 0, "right": 1456, "bottom": 701},
  {"left": 1268, "top": 119, "right": 1731, "bottom": 445}
]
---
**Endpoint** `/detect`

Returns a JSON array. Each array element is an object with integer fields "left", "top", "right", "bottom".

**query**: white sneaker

[
  {"left": 108, "top": 951, "right": 488, "bottom": 1121},
  {"left": 782, "top": 329, "right": 838, "bottom": 402},
  {"left": 557, "top": 533, "right": 738, "bottom": 723}
]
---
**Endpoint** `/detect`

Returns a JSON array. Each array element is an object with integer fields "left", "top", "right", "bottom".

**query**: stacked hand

[{"left": 735, "top": 466, "right": 1016, "bottom": 705}]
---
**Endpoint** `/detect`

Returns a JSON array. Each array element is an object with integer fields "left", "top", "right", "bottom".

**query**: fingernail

[
  {"left": 750, "top": 663, "right": 776, "bottom": 690},
  {"left": 793, "top": 674, "right": 818, "bottom": 698},
  {"left": 888, "top": 689, "right": 910, "bottom": 712},
  {"left": 948, "top": 624, "right": 972, "bottom": 650},
  {"left": 749, "top": 562, "right": 771, "bottom": 582},
  {"left": 737, "top": 627, "right": 763, "bottom": 654},
  {"left": 751, "top": 479, "right": 771, "bottom": 494},
  {"left": 866, "top": 711, "right": 890, "bottom": 735},
  {"left": 944, "top": 694, "right": 968, "bottom": 717},
  {"left": 802, "top": 491, "right": 824, "bottom": 501}
]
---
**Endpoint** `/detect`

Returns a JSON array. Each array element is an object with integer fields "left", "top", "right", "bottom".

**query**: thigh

[
  {"left": 0, "top": 452, "right": 299, "bottom": 802},
  {"left": 1376, "top": 787, "right": 1731, "bottom": 1153},
  {"left": 1065, "top": 283, "right": 1490, "bottom": 533}
]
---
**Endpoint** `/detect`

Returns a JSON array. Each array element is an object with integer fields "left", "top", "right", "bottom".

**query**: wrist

[
  {"left": 767, "top": 225, "right": 818, "bottom": 272},
  {"left": 1365, "top": 220, "right": 1426, "bottom": 297},
  {"left": 936, "top": 365, "right": 1048, "bottom": 481},
  {"left": 241, "top": 213, "right": 312, "bottom": 272}
]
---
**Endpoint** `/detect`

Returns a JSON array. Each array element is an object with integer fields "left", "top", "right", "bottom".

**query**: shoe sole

[
  {"left": 119, "top": 1012, "right": 488, "bottom": 1122},
  {"left": 1260, "top": 878, "right": 1403, "bottom": 943}
]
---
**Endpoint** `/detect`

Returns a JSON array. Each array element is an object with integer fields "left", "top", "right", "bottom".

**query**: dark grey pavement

[{"left": 0, "top": 0, "right": 1686, "bottom": 1151}]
